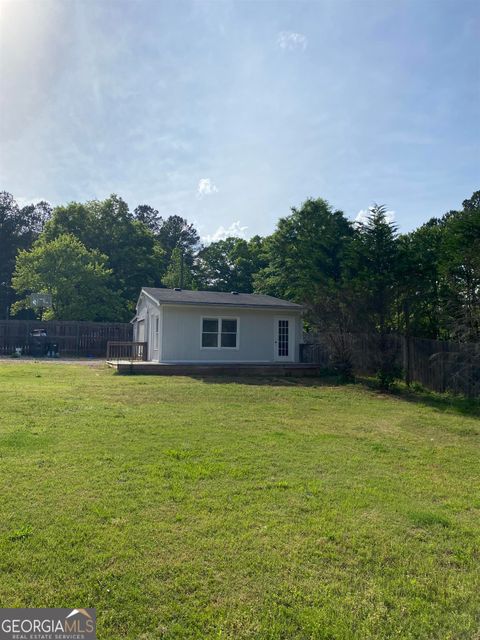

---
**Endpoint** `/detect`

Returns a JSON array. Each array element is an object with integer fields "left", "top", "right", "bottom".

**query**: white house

[{"left": 132, "top": 288, "right": 303, "bottom": 364}]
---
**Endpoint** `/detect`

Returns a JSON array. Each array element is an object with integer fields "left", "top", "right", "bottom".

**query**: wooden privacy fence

[
  {"left": 301, "top": 333, "right": 480, "bottom": 397},
  {"left": 0, "top": 320, "right": 132, "bottom": 357},
  {"left": 405, "top": 336, "right": 479, "bottom": 397}
]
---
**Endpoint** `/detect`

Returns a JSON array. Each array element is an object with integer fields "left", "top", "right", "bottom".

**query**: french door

[{"left": 274, "top": 317, "right": 293, "bottom": 361}]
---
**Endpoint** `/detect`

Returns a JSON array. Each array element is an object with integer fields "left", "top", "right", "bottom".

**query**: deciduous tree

[
  {"left": 12, "top": 234, "right": 123, "bottom": 321},
  {"left": 195, "top": 236, "right": 266, "bottom": 292},
  {"left": 43, "top": 195, "right": 162, "bottom": 317}
]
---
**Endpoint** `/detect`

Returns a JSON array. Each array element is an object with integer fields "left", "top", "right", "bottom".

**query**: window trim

[
  {"left": 200, "top": 315, "right": 240, "bottom": 350},
  {"left": 153, "top": 316, "right": 159, "bottom": 350}
]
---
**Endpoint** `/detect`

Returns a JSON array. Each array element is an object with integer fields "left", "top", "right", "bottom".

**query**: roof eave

[
  {"left": 141, "top": 288, "right": 161, "bottom": 304},
  {"left": 157, "top": 301, "right": 303, "bottom": 312}
]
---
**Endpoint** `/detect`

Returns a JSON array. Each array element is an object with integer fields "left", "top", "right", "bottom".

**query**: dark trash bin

[
  {"left": 29, "top": 329, "right": 48, "bottom": 357},
  {"left": 47, "top": 343, "right": 59, "bottom": 357}
]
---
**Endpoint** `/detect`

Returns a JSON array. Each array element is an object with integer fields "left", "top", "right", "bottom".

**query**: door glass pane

[{"left": 278, "top": 320, "right": 289, "bottom": 356}]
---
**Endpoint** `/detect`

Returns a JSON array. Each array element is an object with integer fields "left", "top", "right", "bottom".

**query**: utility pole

[{"left": 180, "top": 250, "right": 184, "bottom": 288}]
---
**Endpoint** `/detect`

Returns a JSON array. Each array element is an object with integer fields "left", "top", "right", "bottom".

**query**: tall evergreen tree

[
  {"left": 349, "top": 205, "right": 399, "bottom": 334},
  {"left": 254, "top": 198, "right": 353, "bottom": 305},
  {"left": 439, "top": 192, "right": 480, "bottom": 341},
  {"left": 157, "top": 215, "right": 200, "bottom": 266},
  {"left": 398, "top": 219, "right": 443, "bottom": 339},
  {"left": 134, "top": 204, "right": 163, "bottom": 234}
]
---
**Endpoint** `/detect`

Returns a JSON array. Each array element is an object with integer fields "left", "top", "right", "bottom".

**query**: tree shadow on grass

[
  {"left": 195, "top": 373, "right": 480, "bottom": 418},
  {"left": 357, "top": 376, "right": 480, "bottom": 418},
  {"left": 190, "top": 373, "right": 343, "bottom": 389}
]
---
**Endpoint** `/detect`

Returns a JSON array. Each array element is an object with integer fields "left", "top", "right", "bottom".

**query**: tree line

[{"left": 1, "top": 190, "right": 478, "bottom": 347}]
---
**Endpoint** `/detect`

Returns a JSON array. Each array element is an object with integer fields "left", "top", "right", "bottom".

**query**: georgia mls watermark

[{"left": 0, "top": 608, "right": 96, "bottom": 640}]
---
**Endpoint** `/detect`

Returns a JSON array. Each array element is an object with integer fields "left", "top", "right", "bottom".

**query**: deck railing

[{"left": 106, "top": 341, "right": 148, "bottom": 361}]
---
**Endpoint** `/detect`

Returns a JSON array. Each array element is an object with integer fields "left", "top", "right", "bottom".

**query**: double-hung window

[{"left": 201, "top": 317, "right": 238, "bottom": 348}]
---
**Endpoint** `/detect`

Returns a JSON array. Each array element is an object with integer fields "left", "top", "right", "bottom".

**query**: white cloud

[
  {"left": 355, "top": 208, "right": 396, "bottom": 225},
  {"left": 197, "top": 178, "right": 219, "bottom": 197},
  {"left": 355, "top": 209, "right": 371, "bottom": 224},
  {"left": 15, "top": 196, "right": 49, "bottom": 207},
  {"left": 202, "top": 221, "right": 248, "bottom": 244},
  {"left": 277, "top": 31, "right": 308, "bottom": 51}
]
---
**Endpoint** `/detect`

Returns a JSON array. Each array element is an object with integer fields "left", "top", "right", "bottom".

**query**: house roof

[{"left": 141, "top": 288, "right": 303, "bottom": 311}]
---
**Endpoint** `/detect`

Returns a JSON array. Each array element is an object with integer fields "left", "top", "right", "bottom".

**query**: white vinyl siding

[{"left": 158, "top": 305, "right": 300, "bottom": 363}]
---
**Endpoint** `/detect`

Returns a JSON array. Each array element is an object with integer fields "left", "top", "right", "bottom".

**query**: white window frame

[
  {"left": 153, "top": 316, "right": 159, "bottom": 350},
  {"left": 200, "top": 316, "right": 240, "bottom": 350}
]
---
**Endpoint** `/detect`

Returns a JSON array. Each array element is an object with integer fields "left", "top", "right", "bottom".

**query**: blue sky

[{"left": 0, "top": 0, "right": 478, "bottom": 240}]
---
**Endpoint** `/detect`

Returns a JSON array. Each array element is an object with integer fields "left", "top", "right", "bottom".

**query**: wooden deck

[{"left": 106, "top": 361, "right": 323, "bottom": 376}]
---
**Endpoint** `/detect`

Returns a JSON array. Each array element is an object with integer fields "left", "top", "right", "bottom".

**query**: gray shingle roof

[{"left": 142, "top": 288, "right": 302, "bottom": 310}]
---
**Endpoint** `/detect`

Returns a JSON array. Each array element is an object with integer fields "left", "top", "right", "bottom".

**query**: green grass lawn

[{"left": 0, "top": 363, "right": 479, "bottom": 639}]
